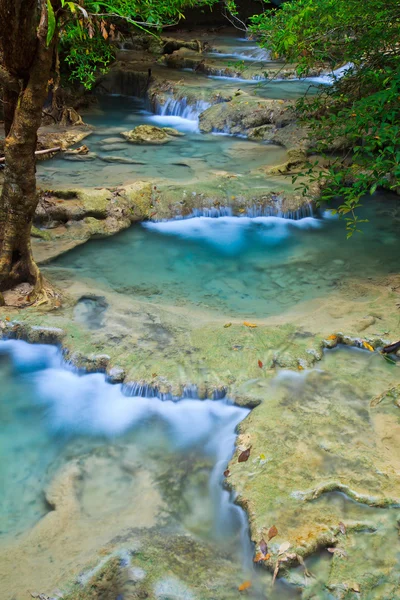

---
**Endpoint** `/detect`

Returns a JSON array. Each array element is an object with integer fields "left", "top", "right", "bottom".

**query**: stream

[{"left": 1, "top": 29, "right": 400, "bottom": 600}]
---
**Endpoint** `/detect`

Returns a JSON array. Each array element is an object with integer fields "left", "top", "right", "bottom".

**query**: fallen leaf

[
  {"left": 298, "top": 365, "right": 304, "bottom": 370},
  {"left": 224, "top": 469, "right": 230, "bottom": 477},
  {"left": 238, "top": 447, "right": 251, "bottom": 462},
  {"left": 259, "top": 538, "right": 268, "bottom": 555},
  {"left": 363, "top": 341, "right": 374, "bottom": 352},
  {"left": 351, "top": 583, "right": 360, "bottom": 593},
  {"left": 259, "top": 453, "right": 266, "bottom": 460},
  {"left": 327, "top": 334, "right": 337, "bottom": 340},
  {"left": 238, "top": 581, "right": 252, "bottom": 591},
  {"left": 338, "top": 521, "right": 346, "bottom": 535},
  {"left": 243, "top": 321, "right": 257, "bottom": 328},
  {"left": 224, "top": 322, "right": 232, "bottom": 328},
  {"left": 278, "top": 541, "right": 291, "bottom": 555},
  {"left": 5, "top": 316, "right": 10, "bottom": 322},
  {"left": 254, "top": 552, "right": 268, "bottom": 562},
  {"left": 258, "top": 359, "right": 263, "bottom": 368},
  {"left": 268, "top": 525, "right": 278, "bottom": 540},
  {"left": 152, "top": 373, "right": 157, "bottom": 378}
]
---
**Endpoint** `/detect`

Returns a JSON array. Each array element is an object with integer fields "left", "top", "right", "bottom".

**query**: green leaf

[{"left": 46, "top": 0, "right": 56, "bottom": 46}]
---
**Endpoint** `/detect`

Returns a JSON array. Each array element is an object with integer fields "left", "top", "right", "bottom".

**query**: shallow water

[
  {"left": 50, "top": 194, "right": 399, "bottom": 318},
  {"left": 36, "top": 96, "right": 287, "bottom": 188},
  {"left": 0, "top": 339, "right": 301, "bottom": 599},
  {"left": 1, "top": 342, "right": 399, "bottom": 598}
]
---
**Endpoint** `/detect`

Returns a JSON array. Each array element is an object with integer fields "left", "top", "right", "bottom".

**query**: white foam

[
  {"left": 147, "top": 114, "right": 199, "bottom": 133},
  {"left": 143, "top": 215, "right": 323, "bottom": 252},
  {"left": 304, "top": 63, "right": 354, "bottom": 85}
]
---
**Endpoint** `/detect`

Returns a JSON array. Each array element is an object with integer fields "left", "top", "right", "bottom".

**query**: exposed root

[{"left": 292, "top": 482, "right": 400, "bottom": 508}]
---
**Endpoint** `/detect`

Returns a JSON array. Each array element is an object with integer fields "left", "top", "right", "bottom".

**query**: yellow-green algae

[{"left": 228, "top": 348, "right": 400, "bottom": 598}]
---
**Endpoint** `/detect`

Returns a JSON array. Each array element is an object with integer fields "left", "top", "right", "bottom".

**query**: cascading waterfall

[
  {"left": 150, "top": 96, "right": 211, "bottom": 132},
  {"left": 208, "top": 46, "right": 271, "bottom": 62},
  {"left": 0, "top": 339, "right": 249, "bottom": 555},
  {"left": 148, "top": 201, "right": 315, "bottom": 222}
]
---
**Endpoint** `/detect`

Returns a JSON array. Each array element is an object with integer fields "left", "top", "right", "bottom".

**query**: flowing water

[
  {"left": 3, "top": 30, "right": 400, "bottom": 600},
  {"left": 37, "top": 95, "right": 287, "bottom": 188},
  {"left": 50, "top": 195, "right": 399, "bottom": 318}
]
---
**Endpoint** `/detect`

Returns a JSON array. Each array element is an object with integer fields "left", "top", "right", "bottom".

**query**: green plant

[{"left": 251, "top": 0, "right": 400, "bottom": 235}]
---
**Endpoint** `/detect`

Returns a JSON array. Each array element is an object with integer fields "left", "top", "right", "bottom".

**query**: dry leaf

[
  {"left": 259, "top": 538, "right": 268, "bottom": 555},
  {"left": 298, "top": 365, "right": 304, "bottom": 370},
  {"left": 327, "top": 334, "right": 337, "bottom": 340},
  {"left": 152, "top": 373, "right": 157, "bottom": 378},
  {"left": 224, "top": 469, "right": 230, "bottom": 477},
  {"left": 5, "top": 316, "right": 10, "bottom": 322},
  {"left": 268, "top": 525, "right": 278, "bottom": 541},
  {"left": 238, "top": 580, "right": 252, "bottom": 591},
  {"left": 258, "top": 359, "right": 263, "bottom": 368},
  {"left": 363, "top": 341, "right": 374, "bottom": 352},
  {"left": 351, "top": 583, "right": 360, "bottom": 593},
  {"left": 278, "top": 541, "right": 291, "bottom": 555},
  {"left": 254, "top": 552, "right": 268, "bottom": 562},
  {"left": 224, "top": 322, "right": 232, "bottom": 328},
  {"left": 243, "top": 321, "right": 257, "bottom": 328},
  {"left": 238, "top": 447, "right": 251, "bottom": 462},
  {"left": 338, "top": 521, "right": 346, "bottom": 535}
]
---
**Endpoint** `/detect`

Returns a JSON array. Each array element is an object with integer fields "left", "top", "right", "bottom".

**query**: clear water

[
  {"left": 49, "top": 195, "right": 399, "bottom": 318},
  {"left": 0, "top": 340, "right": 247, "bottom": 540},
  {"left": 1, "top": 342, "right": 399, "bottom": 598},
  {"left": 0, "top": 340, "right": 300, "bottom": 599},
  {"left": 36, "top": 96, "right": 287, "bottom": 188}
]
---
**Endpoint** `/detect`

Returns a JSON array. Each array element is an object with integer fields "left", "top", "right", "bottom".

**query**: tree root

[{"left": 291, "top": 481, "right": 400, "bottom": 508}]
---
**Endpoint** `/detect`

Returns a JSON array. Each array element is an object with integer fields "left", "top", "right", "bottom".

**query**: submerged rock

[{"left": 121, "top": 124, "right": 182, "bottom": 144}]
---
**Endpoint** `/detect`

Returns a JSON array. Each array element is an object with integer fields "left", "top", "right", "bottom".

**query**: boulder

[
  {"left": 121, "top": 125, "right": 182, "bottom": 145},
  {"left": 199, "top": 95, "right": 294, "bottom": 136}
]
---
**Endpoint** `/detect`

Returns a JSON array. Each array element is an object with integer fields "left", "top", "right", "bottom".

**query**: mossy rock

[{"left": 121, "top": 125, "right": 181, "bottom": 145}]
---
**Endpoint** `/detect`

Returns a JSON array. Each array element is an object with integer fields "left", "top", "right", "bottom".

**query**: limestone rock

[{"left": 121, "top": 125, "right": 181, "bottom": 145}]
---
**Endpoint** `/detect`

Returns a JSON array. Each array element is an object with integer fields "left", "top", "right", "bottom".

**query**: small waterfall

[
  {"left": 122, "top": 380, "right": 227, "bottom": 401},
  {"left": 208, "top": 47, "right": 270, "bottom": 62},
  {"left": 156, "top": 96, "right": 211, "bottom": 120},
  {"left": 190, "top": 206, "right": 233, "bottom": 218},
  {"left": 149, "top": 96, "right": 211, "bottom": 132},
  {"left": 304, "top": 63, "right": 354, "bottom": 85},
  {"left": 245, "top": 202, "right": 315, "bottom": 219},
  {"left": 148, "top": 202, "right": 314, "bottom": 222},
  {"left": 0, "top": 338, "right": 250, "bottom": 561}
]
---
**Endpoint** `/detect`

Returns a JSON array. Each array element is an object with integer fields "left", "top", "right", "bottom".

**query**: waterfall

[
  {"left": 149, "top": 96, "right": 211, "bottom": 132},
  {"left": 0, "top": 339, "right": 249, "bottom": 557},
  {"left": 147, "top": 202, "right": 315, "bottom": 222},
  {"left": 303, "top": 63, "right": 354, "bottom": 85},
  {"left": 207, "top": 46, "right": 270, "bottom": 62}
]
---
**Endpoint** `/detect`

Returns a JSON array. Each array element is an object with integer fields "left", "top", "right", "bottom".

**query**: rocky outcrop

[
  {"left": 199, "top": 94, "right": 294, "bottom": 136},
  {"left": 121, "top": 124, "right": 182, "bottom": 144},
  {"left": 32, "top": 182, "right": 153, "bottom": 263}
]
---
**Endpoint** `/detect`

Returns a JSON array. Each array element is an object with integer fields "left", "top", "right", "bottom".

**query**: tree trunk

[{"left": 0, "top": 1, "right": 57, "bottom": 301}]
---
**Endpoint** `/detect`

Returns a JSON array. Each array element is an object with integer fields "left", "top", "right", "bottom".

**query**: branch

[
  {"left": 0, "top": 147, "right": 61, "bottom": 163},
  {"left": 0, "top": 65, "right": 21, "bottom": 93}
]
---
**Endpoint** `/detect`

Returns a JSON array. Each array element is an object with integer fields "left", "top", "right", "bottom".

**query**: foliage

[
  {"left": 251, "top": 0, "right": 400, "bottom": 235},
  {"left": 55, "top": 0, "right": 220, "bottom": 88}
]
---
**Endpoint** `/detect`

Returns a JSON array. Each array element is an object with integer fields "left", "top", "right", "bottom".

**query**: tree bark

[{"left": 0, "top": 0, "right": 59, "bottom": 300}]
